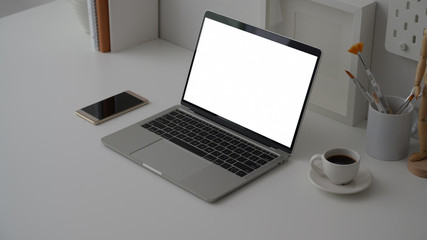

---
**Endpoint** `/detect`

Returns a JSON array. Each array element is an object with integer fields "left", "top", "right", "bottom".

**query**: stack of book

[{"left": 87, "top": 0, "right": 158, "bottom": 53}]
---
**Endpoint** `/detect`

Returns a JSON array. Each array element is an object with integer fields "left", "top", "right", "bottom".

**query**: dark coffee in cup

[{"left": 327, "top": 155, "right": 356, "bottom": 165}]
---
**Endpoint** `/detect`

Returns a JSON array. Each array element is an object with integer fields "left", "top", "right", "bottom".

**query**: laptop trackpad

[{"left": 130, "top": 139, "right": 210, "bottom": 181}]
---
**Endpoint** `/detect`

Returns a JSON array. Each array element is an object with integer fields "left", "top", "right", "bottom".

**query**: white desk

[{"left": 1, "top": 1, "right": 426, "bottom": 240}]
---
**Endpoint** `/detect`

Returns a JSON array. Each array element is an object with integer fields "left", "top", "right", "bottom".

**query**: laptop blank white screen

[{"left": 183, "top": 18, "right": 318, "bottom": 148}]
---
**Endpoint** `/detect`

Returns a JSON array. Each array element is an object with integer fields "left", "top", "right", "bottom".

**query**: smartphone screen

[{"left": 76, "top": 91, "right": 149, "bottom": 125}]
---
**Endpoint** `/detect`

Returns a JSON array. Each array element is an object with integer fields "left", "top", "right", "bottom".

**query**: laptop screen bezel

[{"left": 180, "top": 11, "right": 322, "bottom": 153}]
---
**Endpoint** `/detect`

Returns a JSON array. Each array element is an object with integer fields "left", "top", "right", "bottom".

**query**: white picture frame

[{"left": 266, "top": 0, "right": 376, "bottom": 126}]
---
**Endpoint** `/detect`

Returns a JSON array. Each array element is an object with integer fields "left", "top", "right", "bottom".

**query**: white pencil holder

[{"left": 366, "top": 96, "right": 417, "bottom": 161}]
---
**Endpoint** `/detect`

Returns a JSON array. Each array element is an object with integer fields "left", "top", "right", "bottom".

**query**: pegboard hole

[
  {"left": 413, "top": 35, "right": 417, "bottom": 44},
  {"left": 404, "top": 22, "right": 408, "bottom": 30},
  {"left": 415, "top": 15, "right": 419, "bottom": 23},
  {"left": 407, "top": 1, "right": 411, "bottom": 10},
  {"left": 396, "top": 9, "right": 399, "bottom": 17},
  {"left": 393, "top": 29, "right": 397, "bottom": 38}
]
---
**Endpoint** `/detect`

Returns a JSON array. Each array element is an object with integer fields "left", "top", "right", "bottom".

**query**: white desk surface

[{"left": 1, "top": 1, "right": 426, "bottom": 240}]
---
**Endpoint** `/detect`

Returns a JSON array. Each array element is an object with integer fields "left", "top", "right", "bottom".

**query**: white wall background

[
  {"left": 158, "top": 0, "right": 420, "bottom": 111},
  {"left": 0, "top": 0, "right": 54, "bottom": 18},
  {"left": 1, "top": 0, "right": 420, "bottom": 111},
  {"left": 159, "top": 0, "right": 267, "bottom": 50}
]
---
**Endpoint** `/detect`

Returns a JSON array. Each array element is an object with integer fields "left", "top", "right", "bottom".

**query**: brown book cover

[{"left": 96, "top": 0, "right": 110, "bottom": 52}]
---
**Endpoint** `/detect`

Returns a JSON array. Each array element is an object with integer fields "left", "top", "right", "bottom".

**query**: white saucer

[{"left": 309, "top": 164, "right": 372, "bottom": 194}]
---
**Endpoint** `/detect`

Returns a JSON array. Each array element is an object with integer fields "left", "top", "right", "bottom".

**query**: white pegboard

[{"left": 385, "top": 0, "right": 427, "bottom": 61}]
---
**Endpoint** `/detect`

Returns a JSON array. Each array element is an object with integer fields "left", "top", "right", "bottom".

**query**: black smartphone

[{"left": 75, "top": 90, "right": 149, "bottom": 125}]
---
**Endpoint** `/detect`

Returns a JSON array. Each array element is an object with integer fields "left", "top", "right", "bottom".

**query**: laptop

[{"left": 102, "top": 11, "right": 322, "bottom": 202}]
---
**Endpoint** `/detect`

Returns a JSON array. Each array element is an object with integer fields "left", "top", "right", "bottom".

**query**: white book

[{"left": 108, "top": 0, "right": 158, "bottom": 52}]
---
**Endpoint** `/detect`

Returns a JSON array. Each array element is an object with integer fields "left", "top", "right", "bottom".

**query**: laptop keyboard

[{"left": 141, "top": 109, "right": 278, "bottom": 177}]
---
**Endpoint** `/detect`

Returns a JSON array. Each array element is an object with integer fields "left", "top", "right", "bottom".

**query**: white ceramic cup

[
  {"left": 310, "top": 148, "right": 361, "bottom": 185},
  {"left": 366, "top": 96, "right": 417, "bottom": 161}
]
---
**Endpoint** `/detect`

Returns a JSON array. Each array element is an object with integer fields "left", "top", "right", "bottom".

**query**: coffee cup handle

[{"left": 310, "top": 154, "right": 325, "bottom": 177}]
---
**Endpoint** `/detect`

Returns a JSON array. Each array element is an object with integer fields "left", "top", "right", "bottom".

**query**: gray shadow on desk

[
  {"left": 317, "top": 170, "right": 408, "bottom": 202},
  {"left": 315, "top": 177, "right": 375, "bottom": 202},
  {"left": 313, "top": 171, "right": 384, "bottom": 203},
  {"left": 213, "top": 161, "right": 289, "bottom": 205},
  {"left": 409, "top": 140, "right": 421, "bottom": 156}
]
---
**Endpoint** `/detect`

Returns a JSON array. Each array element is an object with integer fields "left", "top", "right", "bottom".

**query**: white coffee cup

[{"left": 310, "top": 148, "right": 360, "bottom": 185}]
